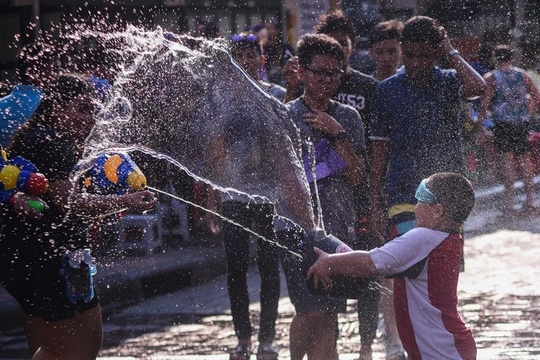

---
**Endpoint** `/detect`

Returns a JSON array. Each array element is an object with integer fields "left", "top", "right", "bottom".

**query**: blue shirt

[
  {"left": 370, "top": 67, "right": 465, "bottom": 207},
  {"left": 490, "top": 67, "right": 530, "bottom": 125},
  {"left": 0, "top": 84, "right": 43, "bottom": 147}
]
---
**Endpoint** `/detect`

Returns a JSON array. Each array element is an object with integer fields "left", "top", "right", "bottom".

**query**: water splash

[{"left": 76, "top": 26, "right": 318, "bottom": 238}]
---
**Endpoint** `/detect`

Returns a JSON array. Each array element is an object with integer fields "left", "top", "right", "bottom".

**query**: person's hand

[
  {"left": 11, "top": 193, "right": 49, "bottom": 220},
  {"left": 303, "top": 110, "right": 343, "bottom": 137},
  {"left": 306, "top": 247, "right": 333, "bottom": 290},
  {"left": 124, "top": 190, "right": 158, "bottom": 213},
  {"left": 203, "top": 212, "right": 221, "bottom": 235},
  {"left": 438, "top": 26, "right": 455, "bottom": 55},
  {"left": 281, "top": 56, "right": 301, "bottom": 89}
]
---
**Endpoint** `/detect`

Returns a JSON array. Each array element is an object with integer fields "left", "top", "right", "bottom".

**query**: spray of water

[{"left": 65, "top": 26, "right": 325, "bottom": 255}]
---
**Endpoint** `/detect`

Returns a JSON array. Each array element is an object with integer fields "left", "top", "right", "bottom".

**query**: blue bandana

[{"left": 415, "top": 179, "right": 438, "bottom": 203}]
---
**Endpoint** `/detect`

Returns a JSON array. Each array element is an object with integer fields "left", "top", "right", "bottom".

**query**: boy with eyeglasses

[
  {"left": 313, "top": 11, "right": 384, "bottom": 360},
  {"left": 277, "top": 33, "right": 366, "bottom": 360},
  {"left": 307, "top": 172, "right": 477, "bottom": 360}
]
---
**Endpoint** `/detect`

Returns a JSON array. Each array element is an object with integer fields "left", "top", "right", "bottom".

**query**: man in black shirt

[{"left": 315, "top": 10, "right": 381, "bottom": 360}]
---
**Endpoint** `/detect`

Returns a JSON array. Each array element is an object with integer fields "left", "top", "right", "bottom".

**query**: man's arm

[{"left": 439, "top": 27, "right": 486, "bottom": 99}]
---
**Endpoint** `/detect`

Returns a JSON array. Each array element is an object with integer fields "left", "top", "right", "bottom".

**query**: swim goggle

[{"left": 415, "top": 179, "right": 438, "bottom": 204}]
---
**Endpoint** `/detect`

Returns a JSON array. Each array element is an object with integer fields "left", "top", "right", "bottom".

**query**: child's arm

[{"left": 307, "top": 247, "right": 379, "bottom": 290}]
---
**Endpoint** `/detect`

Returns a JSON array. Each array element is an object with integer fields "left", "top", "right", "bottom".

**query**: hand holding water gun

[
  {"left": 0, "top": 149, "right": 49, "bottom": 214},
  {"left": 83, "top": 152, "right": 147, "bottom": 195}
]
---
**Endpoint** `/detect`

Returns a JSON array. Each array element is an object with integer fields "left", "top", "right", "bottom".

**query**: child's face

[
  {"left": 415, "top": 201, "right": 441, "bottom": 228},
  {"left": 300, "top": 54, "right": 342, "bottom": 100}
]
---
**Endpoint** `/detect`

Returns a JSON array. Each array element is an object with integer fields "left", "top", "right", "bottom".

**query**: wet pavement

[{"left": 1, "top": 189, "right": 540, "bottom": 359}]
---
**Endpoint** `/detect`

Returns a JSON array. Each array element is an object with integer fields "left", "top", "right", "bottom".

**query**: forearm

[
  {"left": 369, "top": 140, "right": 389, "bottom": 203},
  {"left": 334, "top": 139, "right": 365, "bottom": 186},
  {"left": 49, "top": 180, "right": 156, "bottom": 218},
  {"left": 447, "top": 52, "right": 486, "bottom": 99},
  {"left": 326, "top": 251, "right": 379, "bottom": 277}
]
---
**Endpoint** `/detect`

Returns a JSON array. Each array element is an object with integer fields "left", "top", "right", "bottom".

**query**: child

[{"left": 307, "top": 172, "right": 477, "bottom": 360}]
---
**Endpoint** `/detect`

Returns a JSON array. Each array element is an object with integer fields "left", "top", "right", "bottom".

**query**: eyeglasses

[
  {"left": 415, "top": 179, "right": 438, "bottom": 204},
  {"left": 305, "top": 67, "right": 343, "bottom": 81},
  {"left": 231, "top": 34, "right": 258, "bottom": 43}
]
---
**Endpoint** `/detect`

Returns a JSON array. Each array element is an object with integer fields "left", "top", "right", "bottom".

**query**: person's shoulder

[
  {"left": 348, "top": 68, "right": 378, "bottom": 85},
  {"left": 285, "top": 97, "right": 301, "bottom": 107},
  {"left": 265, "top": 82, "right": 287, "bottom": 100},
  {"left": 332, "top": 100, "right": 361, "bottom": 119},
  {"left": 373, "top": 73, "right": 403, "bottom": 95}
]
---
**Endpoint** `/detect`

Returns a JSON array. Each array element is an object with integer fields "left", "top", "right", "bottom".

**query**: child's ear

[{"left": 435, "top": 203, "right": 446, "bottom": 218}]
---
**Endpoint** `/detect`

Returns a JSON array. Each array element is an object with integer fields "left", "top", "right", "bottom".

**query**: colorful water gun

[
  {"left": 83, "top": 152, "right": 147, "bottom": 195},
  {"left": 0, "top": 149, "right": 49, "bottom": 212}
]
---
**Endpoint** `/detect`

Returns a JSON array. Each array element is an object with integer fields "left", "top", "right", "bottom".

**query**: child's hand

[{"left": 307, "top": 247, "right": 333, "bottom": 290}]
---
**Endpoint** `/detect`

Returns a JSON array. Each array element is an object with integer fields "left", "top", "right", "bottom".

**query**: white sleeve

[{"left": 369, "top": 227, "right": 449, "bottom": 277}]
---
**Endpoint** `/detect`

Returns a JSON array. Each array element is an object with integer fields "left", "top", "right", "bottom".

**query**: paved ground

[{"left": 96, "top": 207, "right": 540, "bottom": 359}]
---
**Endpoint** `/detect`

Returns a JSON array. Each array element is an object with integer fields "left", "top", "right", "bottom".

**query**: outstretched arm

[{"left": 307, "top": 247, "right": 379, "bottom": 290}]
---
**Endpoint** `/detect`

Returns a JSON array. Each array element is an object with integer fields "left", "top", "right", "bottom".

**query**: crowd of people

[{"left": 1, "top": 8, "right": 539, "bottom": 360}]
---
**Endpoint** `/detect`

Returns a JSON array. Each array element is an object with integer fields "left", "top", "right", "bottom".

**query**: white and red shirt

[{"left": 370, "top": 227, "right": 476, "bottom": 360}]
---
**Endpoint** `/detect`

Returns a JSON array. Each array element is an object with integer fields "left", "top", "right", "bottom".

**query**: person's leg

[
  {"left": 357, "top": 280, "right": 380, "bottom": 360},
  {"left": 502, "top": 152, "right": 517, "bottom": 210},
  {"left": 254, "top": 205, "right": 280, "bottom": 354},
  {"left": 222, "top": 201, "right": 253, "bottom": 351},
  {"left": 290, "top": 311, "right": 338, "bottom": 360},
  {"left": 518, "top": 152, "right": 535, "bottom": 208},
  {"left": 352, "top": 233, "right": 380, "bottom": 360},
  {"left": 28, "top": 305, "right": 103, "bottom": 360},
  {"left": 277, "top": 229, "right": 344, "bottom": 360}
]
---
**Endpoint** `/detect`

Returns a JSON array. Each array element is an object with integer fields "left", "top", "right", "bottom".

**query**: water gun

[
  {"left": 0, "top": 149, "right": 49, "bottom": 212},
  {"left": 59, "top": 248, "right": 97, "bottom": 304},
  {"left": 83, "top": 152, "right": 147, "bottom": 195}
]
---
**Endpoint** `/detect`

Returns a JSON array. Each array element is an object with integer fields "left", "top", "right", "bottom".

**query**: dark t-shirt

[
  {"left": 1, "top": 126, "right": 87, "bottom": 263},
  {"left": 335, "top": 68, "right": 378, "bottom": 143},
  {"left": 0, "top": 126, "right": 99, "bottom": 320},
  {"left": 335, "top": 69, "right": 378, "bottom": 224}
]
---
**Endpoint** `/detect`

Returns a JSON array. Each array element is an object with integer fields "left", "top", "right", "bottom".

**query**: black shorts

[
  {"left": 1, "top": 249, "right": 99, "bottom": 322},
  {"left": 492, "top": 122, "right": 531, "bottom": 155}
]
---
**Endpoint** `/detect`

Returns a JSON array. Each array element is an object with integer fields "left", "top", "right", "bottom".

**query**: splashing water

[{"left": 75, "top": 26, "right": 319, "bottom": 246}]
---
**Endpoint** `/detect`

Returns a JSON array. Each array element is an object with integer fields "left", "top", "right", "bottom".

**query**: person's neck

[
  {"left": 374, "top": 68, "right": 396, "bottom": 81},
  {"left": 302, "top": 94, "right": 330, "bottom": 112},
  {"left": 497, "top": 62, "right": 512, "bottom": 71},
  {"left": 428, "top": 220, "right": 461, "bottom": 234}
]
